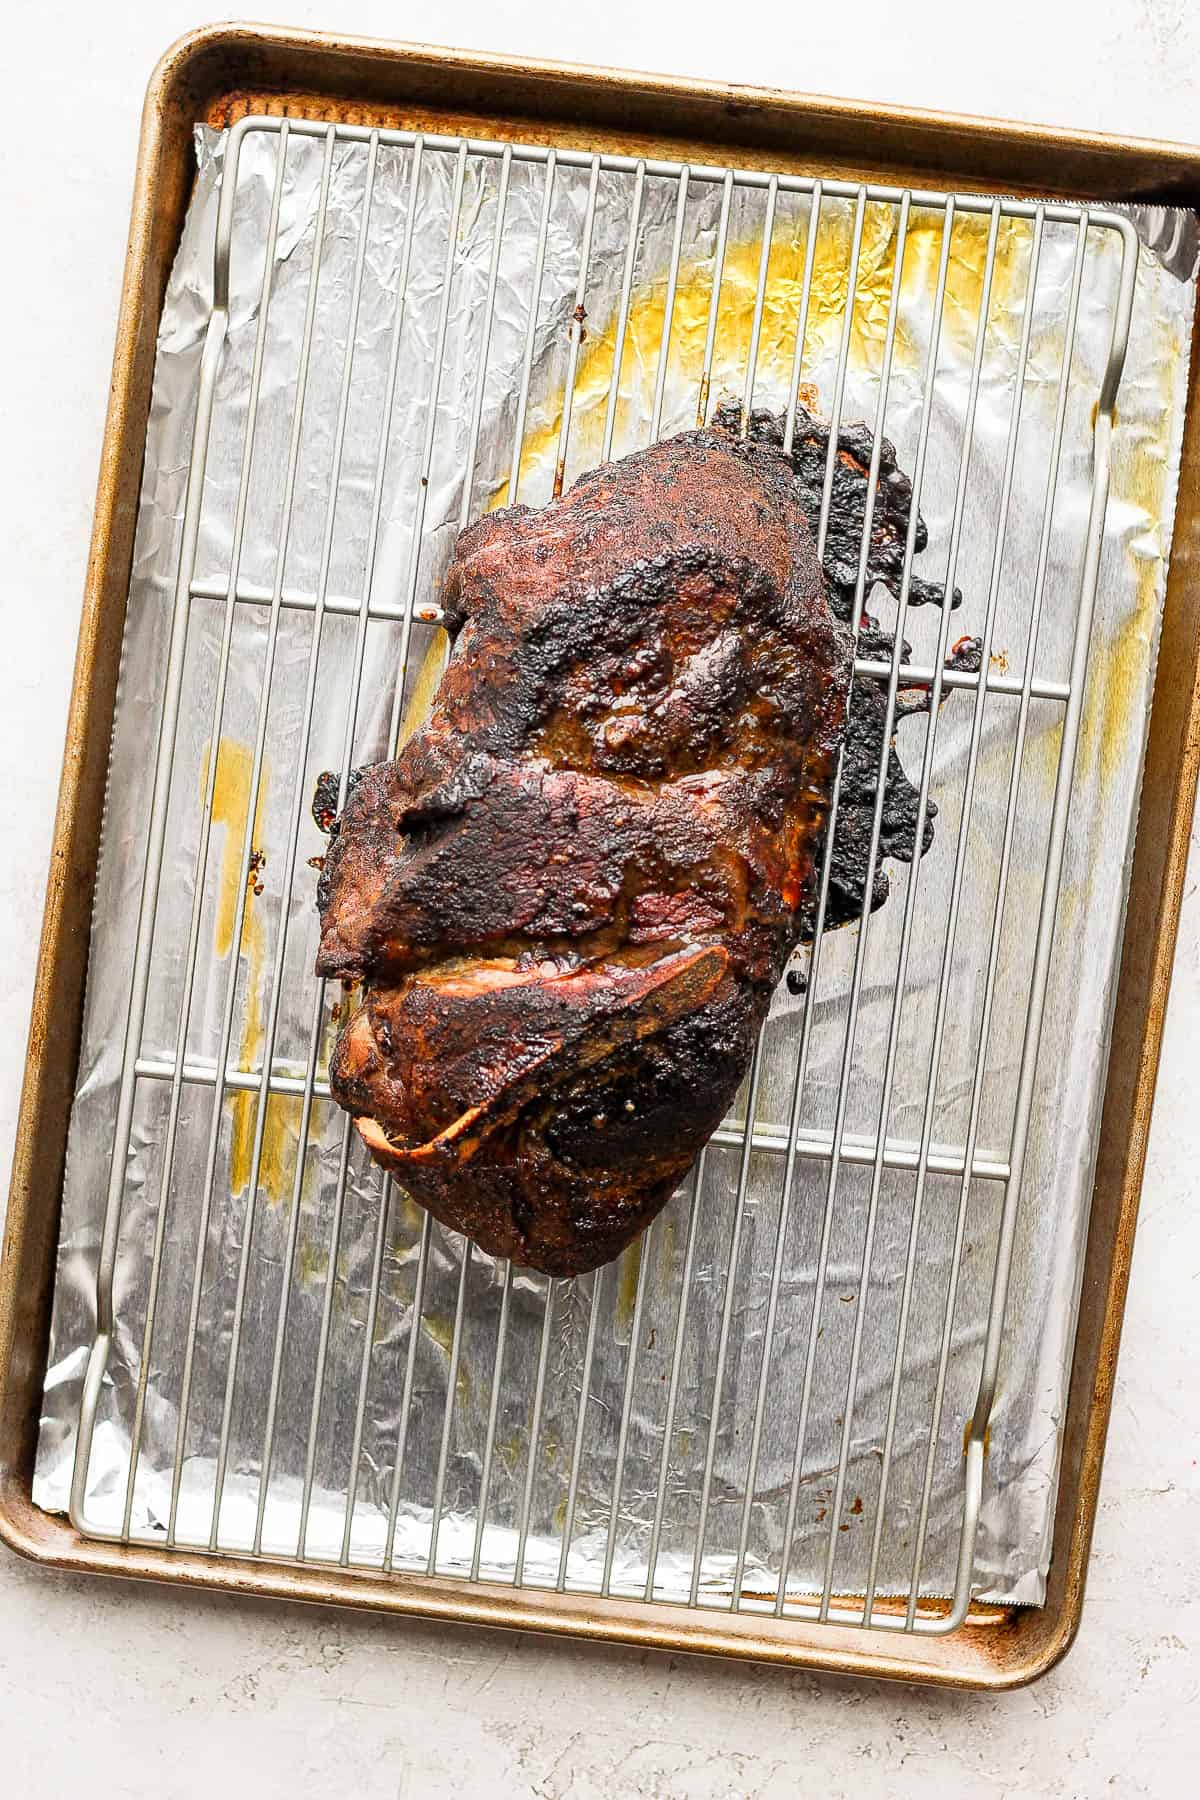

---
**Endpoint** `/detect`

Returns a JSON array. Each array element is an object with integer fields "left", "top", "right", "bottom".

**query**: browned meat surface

[{"left": 316, "top": 418, "right": 853, "bottom": 1274}]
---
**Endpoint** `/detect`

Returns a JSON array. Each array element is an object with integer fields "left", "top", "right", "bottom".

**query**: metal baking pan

[{"left": 3, "top": 22, "right": 1199, "bottom": 1689}]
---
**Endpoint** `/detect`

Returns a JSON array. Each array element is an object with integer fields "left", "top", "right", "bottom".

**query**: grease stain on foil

[
  {"left": 501, "top": 206, "right": 1029, "bottom": 502},
  {"left": 616, "top": 1236, "right": 644, "bottom": 1333},
  {"left": 200, "top": 736, "right": 298, "bottom": 1205}
]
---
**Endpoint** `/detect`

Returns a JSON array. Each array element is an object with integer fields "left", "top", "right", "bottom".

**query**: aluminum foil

[{"left": 32, "top": 123, "right": 1195, "bottom": 1610}]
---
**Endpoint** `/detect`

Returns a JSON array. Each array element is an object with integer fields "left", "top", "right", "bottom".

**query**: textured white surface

[{"left": 1, "top": 4, "right": 1198, "bottom": 1794}]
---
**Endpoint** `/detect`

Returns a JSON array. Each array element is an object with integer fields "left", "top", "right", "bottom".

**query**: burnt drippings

[
  {"left": 312, "top": 770, "right": 341, "bottom": 835},
  {"left": 820, "top": 623, "right": 936, "bottom": 933},
  {"left": 312, "top": 766, "right": 367, "bottom": 836},
  {"left": 721, "top": 401, "right": 962, "bottom": 623},
  {"left": 893, "top": 634, "right": 984, "bottom": 725},
  {"left": 715, "top": 402, "right": 967, "bottom": 937}
]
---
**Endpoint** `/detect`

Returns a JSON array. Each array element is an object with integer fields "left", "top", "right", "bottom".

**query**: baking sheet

[{"left": 32, "top": 123, "right": 1195, "bottom": 1608}]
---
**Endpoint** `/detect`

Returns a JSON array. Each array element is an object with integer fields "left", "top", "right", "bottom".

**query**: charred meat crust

[{"left": 317, "top": 411, "right": 944, "bottom": 1275}]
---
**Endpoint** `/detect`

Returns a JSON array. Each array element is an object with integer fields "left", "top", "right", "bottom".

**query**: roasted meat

[{"left": 317, "top": 418, "right": 854, "bottom": 1274}]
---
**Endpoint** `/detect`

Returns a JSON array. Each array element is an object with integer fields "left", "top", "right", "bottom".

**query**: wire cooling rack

[{"left": 66, "top": 115, "right": 1136, "bottom": 1634}]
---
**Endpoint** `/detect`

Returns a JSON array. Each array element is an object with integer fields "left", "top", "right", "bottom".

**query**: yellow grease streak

[
  {"left": 615, "top": 1235, "right": 644, "bottom": 1331},
  {"left": 397, "top": 622, "right": 450, "bottom": 750},
  {"left": 424, "top": 1311, "right": 471, "bottom": 1405},
  {"left": 1057, "top": 299, "right": 1180, "bottom": 942},
  {"left": 398, "top": 214, "right": 1029, "bottom": 750},
  {"left": 1085, "top": 344, "right": 1177, "bottom": 794},
  {"left": 500, "top": 208, "right": 1028, "bottom": 503},
  {"left": 201, "top": 737, "right": 298, "bottom": 1202}
]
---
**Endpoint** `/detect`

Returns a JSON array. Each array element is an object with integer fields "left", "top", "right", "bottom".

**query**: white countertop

[{"left": 2, "top": 4, "right": 1197, "bottom": 1793}]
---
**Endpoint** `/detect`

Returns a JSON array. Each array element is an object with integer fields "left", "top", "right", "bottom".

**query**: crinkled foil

[{"left": 32, "top": 125, "right": 1195, "bottom": 1609}]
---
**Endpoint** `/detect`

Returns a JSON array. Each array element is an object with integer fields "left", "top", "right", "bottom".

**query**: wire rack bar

[
  {"left": 427, "top": 1245, "right": 473, "bottom": 1575},
  {"left": 600, "top": 1223, "right": 655, "bottom": 1596},
  {"left": 469, "top": 1261, "right": 514, "bottom": 1583},
  {"left": 507, "top": 150, "right": 556, "bottom": 507},
  {"left": 643, "top": 1159, "right": 706, "bottom": 1601},
  {"left": 556, "top": 1268, "right": 606, "bottom": 1590},
  {"left": 383, "top": 1211, "right": 432, "bottom": 1574},
  {"left": 650, "top": 167, "right": 690, "bottom": 441},
  {"left": 696, "top": 170, "right": 734, "bottom": 428},
  {"left": 782, "top": 182, "right": 823, "bottom": 454},
  {"left": 601, "top": 160, "right": 645, "bottom": 460},
  {"left": 127, "top": 1058, "right": 1010, "bottom": 1179},
  {"left": 553, "top": 155, "right": 601, "bottom": 494},
  {"left": 187, "top": 578, "right": 1073, "bottom": 699},
  {"left": 514, "top": 1278, "right": 558, "bottom": 1585}
]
